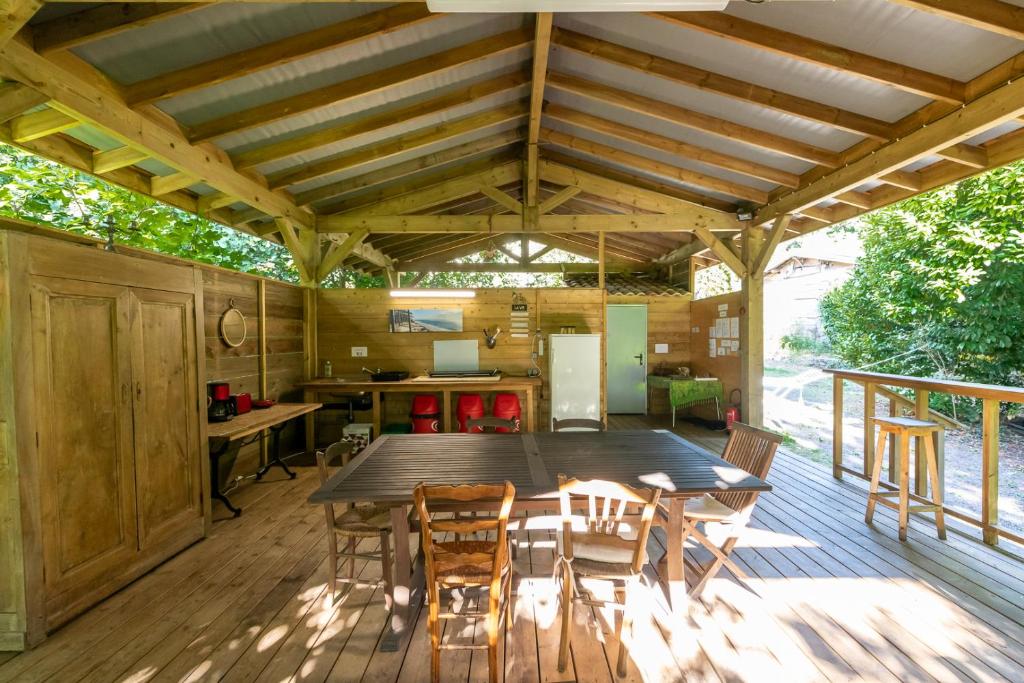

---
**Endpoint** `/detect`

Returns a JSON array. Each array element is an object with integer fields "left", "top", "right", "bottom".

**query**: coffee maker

[{"left": 208, "top": 382, "right": 233, "bottom": 422}]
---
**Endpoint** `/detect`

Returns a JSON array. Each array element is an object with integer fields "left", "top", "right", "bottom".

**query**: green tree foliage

[{"left": 821, "top": 162, "right": 1024, "bottom": 417}]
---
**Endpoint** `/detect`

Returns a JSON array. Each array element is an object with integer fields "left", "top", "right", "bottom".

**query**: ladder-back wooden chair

[
  {"left": 552, "top": 417, "right": 606, "bottom": 431},
  {"left": 413, "top": 482, "right": 516, "bottom": 683},
  {"left": 316, "top": 442, "right": 394, "bottom": 604},
  {"left": 556, "top": 475, "right": 661, "bottom": 678},
  {"left": 678, "top": 422, "right": 782, "bottom": 597}
]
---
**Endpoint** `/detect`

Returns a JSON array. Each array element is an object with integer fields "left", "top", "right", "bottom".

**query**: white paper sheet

[{"left": 433, "top": 340, "right": 479, "bottom": 371}]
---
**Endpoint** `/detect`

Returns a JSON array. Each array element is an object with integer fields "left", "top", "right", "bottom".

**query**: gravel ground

[{"left": 762, "top": 358, "right": 1024, "bottom": 540}]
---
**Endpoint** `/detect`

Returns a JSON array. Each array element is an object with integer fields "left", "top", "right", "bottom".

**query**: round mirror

[{"left": 219, "top": 302, "right": 247, "bottom": 348}]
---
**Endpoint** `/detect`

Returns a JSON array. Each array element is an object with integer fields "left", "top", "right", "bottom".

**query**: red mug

[{"left": 230, "top": 393, "right": 252, "bottom": 415}]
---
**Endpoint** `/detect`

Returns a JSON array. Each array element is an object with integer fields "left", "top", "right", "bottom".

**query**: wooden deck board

[{"left": 1, "top": 416, "right": 1022, "bottom": 682}]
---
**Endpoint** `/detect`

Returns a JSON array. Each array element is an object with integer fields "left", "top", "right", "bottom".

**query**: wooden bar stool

[{"left": 865, "top": 417, "right": 946, "bottom": 541}]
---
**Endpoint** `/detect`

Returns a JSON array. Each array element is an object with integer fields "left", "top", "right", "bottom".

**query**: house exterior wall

[{"left": 764, "top": 258, "right": 853, "bottom": 356}]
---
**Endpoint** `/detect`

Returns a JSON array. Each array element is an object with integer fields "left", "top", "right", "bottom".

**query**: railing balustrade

[{"left": 827, "top": 369, "right": 1024, "bottom": 546}]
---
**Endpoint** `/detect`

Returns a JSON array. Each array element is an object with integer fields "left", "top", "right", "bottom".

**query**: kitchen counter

[{"left": 297, "top": 375, "right": 542, "bottom": 442}]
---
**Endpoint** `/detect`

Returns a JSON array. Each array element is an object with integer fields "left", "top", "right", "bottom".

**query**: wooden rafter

[
  {"left": 654, "top": 12, "right": 965, "bottom": 103},
  {"left": 0, "top": 40, "right": 316, "bottom": 229},
  {"left": 545, "top": 104, "right": 800, "bottom": 188},
  {"left": 526, "top": 12, "right": 553, "bottom": 207},
  {"left": 540, "top": 127, "right": 769, "bottom": 204},
  {"left": 538, "top": 186, "right": 581, "bottom": 214},
  {"left": 269, "top": 102, "right": 528, "bottom": 190},
  {"left": 295, "top": 133, "right": 522, "bottom": 209},
  {"left": 9, "top": 107, "right": 76, "bottom": 142},
  {"left": 317, "top": 229, "right": 369, "bottom": 282},
  {"left": 756, "top": 73, "right": 1024, "bottom": 225},
  {"left": 321, "top": 213, "right": 740, "bottom": 234},
  {"left": 546, "top": 71, "right": 841, "bottom": 168},
  {"left": 188, "top": 27, "right": 532, "bottom": 142},
  {"left": 234, "top": 72, "right": 528, "bottom": 169},
  {"left": 552, "top": 27, "right": 893, "bottom": 140},
  {"left": 750, "top": 215, "right": 793, "bottom": 276},
  {"left": 92, "top": 146, "right": 148, "bottom": 175},
  {"left": 31, "top": 3, "right": 204, "bottom": 54},
  {"left": 887, "top": 0, "right": 1024, "bottom": 41},
  {"left": 539, "top": 160, "right": 740, "bottom": 230},
  {"left": 479, "top": 186, "right": 524, "bottom": 215},
  {"left": 0, "top": 81, "right": 47, "bottom": 123},
  {"left": 1, "top": 0, "right": 41, "bottom": 50},
  {"left": 126, "top": 5, "right": 437, "bottom": 106}
]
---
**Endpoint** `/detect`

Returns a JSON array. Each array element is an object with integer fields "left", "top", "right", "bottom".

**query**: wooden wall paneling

[
  {"left": 689, "top": 292, "right": 742, "bottom": 420},
  {"left": 192, "top": 268, "right": 211, "bottom": 532}
]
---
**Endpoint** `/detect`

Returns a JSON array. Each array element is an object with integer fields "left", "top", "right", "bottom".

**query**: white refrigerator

[{"left": 548, "top": 334, "right": 602, "bottom": 428}]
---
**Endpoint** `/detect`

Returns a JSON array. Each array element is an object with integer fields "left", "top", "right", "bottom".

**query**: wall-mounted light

[{"left": 389, "top": 289, "right": 476, "bottom": 299}]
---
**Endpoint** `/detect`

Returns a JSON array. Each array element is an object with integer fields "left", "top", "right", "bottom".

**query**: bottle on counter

[{"left": 323, "top": 360, "right": 333, "bottom": 378}]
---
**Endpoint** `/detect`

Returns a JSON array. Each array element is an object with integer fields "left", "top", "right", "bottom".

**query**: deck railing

[{"left": 827, "top": 368, "right": 1024, "bottom": 546}]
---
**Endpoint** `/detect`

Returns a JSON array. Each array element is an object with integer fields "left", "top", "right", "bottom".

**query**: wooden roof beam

[
  {"left": 654, "top": 11, "right": 965, "bottom": 103},
  {"left": 9, "top": 107, "right": 76, "bottom": 142},
  {"left": 755, "top": 73, "right": 1024, "bottom": 225},
  {"left": 0, "top": 41, "right": 316, "bottom": 229},
  {"left": 126, "top": 5, "right": 437, "bottom": 106},
  {"left": 235, "top": 71, "right": 528, "bottom": 170},
  {"left": 92, "top": 146, "right": 148, "bottom": 174},
  {"left": 526, "top": 12, "right": 553, "bottom": 209},
  {"left": 0, "top": 80, "right": 46, "bottom": 122},
  {"left": 887, "top": 0, "right": 1024, "bottom": 41},
  {"left": 269, "top": 102, "right": 528, "bottom": 191},
  {"left": 31, "top": 3, "right": 205, "bottom": 54},
  {"left": 545, "top": 104, "right": 800, "bottom": 188},
  {"left": 546, "top": 71, "right": 841, "bottom": 168},
  {"left": 552, "top": 27, "right": 893, "bottom": 141},
  {"left": 540, "top": 127, "right": 769, "bottom": 204},
  {"left": 479, "top": 185, "right": 524, "bottom": 215},
  {"left": 188, "top": 26, "right": 532, "bottom": 142},
  {"left": 936, "top": 142, "right": 988, "bottom": 169},
  {"left": 1, "top": 1, "right": 41, "bottom": 50},
  {"left": 321, "top": 213, "right": 736, "bottom": 234},
  {"left": 296, "top": 132, "right": 522, "bottom": 209}
]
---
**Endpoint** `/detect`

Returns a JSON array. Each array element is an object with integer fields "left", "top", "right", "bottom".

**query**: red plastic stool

[
  {"left": 411, "top": 394, "right": 440, "bottom": 433},
  {"left": 456, "top": 394, "right": 485, "bottom": 433},
  {"left": 492, "top": 393, "right": 522, "bottom": 432}
]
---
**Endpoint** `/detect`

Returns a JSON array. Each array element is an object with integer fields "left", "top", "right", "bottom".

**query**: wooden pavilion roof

[{"left": 2, "top": 1, "right": 1024, "bottom": 280}]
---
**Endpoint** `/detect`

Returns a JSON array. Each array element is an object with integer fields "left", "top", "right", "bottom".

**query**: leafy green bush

[
  {"left": 821, "top": 162, "right": 1024, "bottom": 421},
  {"left": 779, "top": 332, "right": 831, "bottom": 355}
]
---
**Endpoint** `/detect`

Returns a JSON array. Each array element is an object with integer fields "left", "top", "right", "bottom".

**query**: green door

[{"left": 607, "top": 304, "right": 647, "bottom": 414}]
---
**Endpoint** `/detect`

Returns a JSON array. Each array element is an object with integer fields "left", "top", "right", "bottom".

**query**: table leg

[
  {"left": 255, "top": 421, "right": 297, "bottom": 480},
  {"left": 372, "top": 391, "right": 382, "bottom": 440},
  {"left": 381, "top": 504, "right": 419, "bottom": 651},
  {"left": 442, "top": 390, "right": 452, "bottom": 433},
  {"left": 304, "top": 389, "right": 316, "bottom": 452},
  {"left": 209, "top": 440, "right": 243, "bottom": 518},
  {"left": 665, "top": 498, "right": 686, "bottom": 617}
]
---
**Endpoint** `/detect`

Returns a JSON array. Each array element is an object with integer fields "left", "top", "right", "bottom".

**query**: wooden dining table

[{"left": 308, "top": 429, "right": 770, "bottom": 651}]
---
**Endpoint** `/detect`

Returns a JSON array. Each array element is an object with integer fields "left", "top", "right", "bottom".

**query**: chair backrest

[
  {"left": 466, "top": 416, "right": 518, "bottom": 433},
  {"left": 715, "top": 422, "right": 782, "bottom": 511},
  {"left": 552, "top": 417, "right": 606, "bottom": 432},
  {"left": 413, "top": 482, "right": 516, "bottom": 587},
  {"left": 557, "top": 475, "right": 661, "bottom": 573},
  {"left": 315, "top": 440, "right": 354, "bottom": 486}
]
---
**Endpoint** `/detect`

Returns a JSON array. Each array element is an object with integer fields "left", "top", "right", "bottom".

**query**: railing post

[
  {"left": 887, "top": 399, "right": 898, "bottom": 484},
  {"left": 914, "top": 389, "right": 930, "bottom": 496},
  {"left": 981, "top": 398, "right": 999, "bottom": 545},
  {"left": 863, "top": 382, "right": 876, "bottom": 478},
  {"left": 832, "top": 375, "right": 843, "bottom": 478}
]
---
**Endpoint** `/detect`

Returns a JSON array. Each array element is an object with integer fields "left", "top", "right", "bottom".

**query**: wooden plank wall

[
  {"left": 609, "top": 294, "right": 693, "bottom": 416},
  {"left": 202, "top": 270, "right": 305, "bottom": 476},
  {"left": 316, "top": 288, "right": 690, "bottom": 431},
  {"left": 689, "top": 291, "right": 742, "bottom": 417}
]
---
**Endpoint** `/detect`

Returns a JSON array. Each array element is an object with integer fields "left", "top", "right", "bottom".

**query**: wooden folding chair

[
  {"left": 414, "top": 482, "right": 516, "bottom": 683},
  {"left": 552, "top": 417, "right": 606, "bottom": 431},
  {"left": 316, "top": 442, "right": 394, "bottom": 604},
  {"left": 555, "top": 475, "right": 661, "bottom": 678},
  {"left": 677, "top": 422, "right": 782, "bottom": 597}
]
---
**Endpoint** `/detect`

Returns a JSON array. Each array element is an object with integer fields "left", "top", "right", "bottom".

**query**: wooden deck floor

[{"left": 2, "top": 417, "right": 1023, "bottom": 682}]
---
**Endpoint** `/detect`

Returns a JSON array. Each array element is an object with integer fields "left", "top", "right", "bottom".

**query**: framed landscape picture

[{"left": 388, "top": 308, "right": 463, "bottom": 333}]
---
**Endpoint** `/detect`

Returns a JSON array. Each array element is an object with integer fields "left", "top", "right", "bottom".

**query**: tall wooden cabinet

[{"left": 0, "top": 229, "right": 209, "bottom": 649}]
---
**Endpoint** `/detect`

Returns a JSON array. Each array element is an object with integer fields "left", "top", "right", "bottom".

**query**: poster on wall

[{"left": 388, "top": 308, "right": 464, "bottom": 333}]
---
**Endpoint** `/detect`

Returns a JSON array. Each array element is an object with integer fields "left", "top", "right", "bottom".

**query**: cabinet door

[
  {"left": 31, "top": 279, "right": 138, "bottom": 607},
  {"left": 130, "top": 288, "right": 204, "bottom": 550}
]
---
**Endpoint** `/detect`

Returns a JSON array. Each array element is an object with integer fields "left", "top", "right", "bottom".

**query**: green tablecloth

[{"left": 648, "top": 375, "right": 724, "bottom": 410}]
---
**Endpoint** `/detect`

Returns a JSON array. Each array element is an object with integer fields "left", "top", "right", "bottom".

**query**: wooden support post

[
  {"left": 863, "top": 382, "right": 876, "bottom": 478},
  {"left": 597, "top": 232, "right": 606, "bottom": 289},
  {"left": 833, "top": 375, "right": 843, "bottom": 478},
  {"left": 914, "top": 389, "right": 930, "bottom": 496},
  {"left": 981, "top": 398, "right": 999, "bottom": 545},
  {"left": 303, "top": 288, "right": 317, "bottom": 453},
  {"left": 687, "top": 255, "right": 697, "bottom": 295},
  {"left": 740, "top": 228, "right": 765, "bottom": 428},
  {"left": 258, "top": 279, "right": 269, "bottom": 467},
  {"left": 888, "top": 399, "right": 898, "bottom": 484}
]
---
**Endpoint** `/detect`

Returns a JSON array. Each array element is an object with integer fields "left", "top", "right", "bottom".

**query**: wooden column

[
  {"left": 863, "top": 382, "right": 876, "bottom": 477},
  {"left": 597, "top": 232, "right": 606, "bottom": 289},
  {"left": 257, "top": 279, "right": 269, "bottom": 467},
  {"left": 981, "top": 398, "right": 999, "bottom": 545},
  {"left": 914, "top": 389, "right": 930, "bottom": 495},
  {"left": 740, "top": 228, "right": 766, "bottom": 428},
  {"left": 302, "top": 287, "right": 318, "bottom": 452}
]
